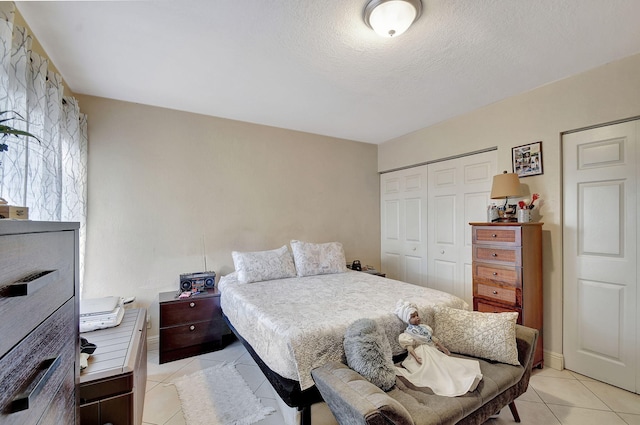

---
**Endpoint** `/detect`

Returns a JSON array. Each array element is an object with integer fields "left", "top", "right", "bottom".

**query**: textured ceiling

[{"left": 15, "top": 0, "right": 640, "bottom": 144}]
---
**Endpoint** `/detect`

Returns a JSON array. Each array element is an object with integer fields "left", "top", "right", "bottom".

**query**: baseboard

[
  {"left": 147, "top": 335, "right": 159, "bottom": 352},
  {"left": 543, "top": 349, "right": 564, "bottom": 370}
]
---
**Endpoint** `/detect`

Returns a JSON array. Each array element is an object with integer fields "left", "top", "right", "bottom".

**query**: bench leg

[
  {"left": 508, "top": 401, "right": 521, "bottom": 423},
  {"left": 299, "top": 405, "right": 311, "bottom": 425}
]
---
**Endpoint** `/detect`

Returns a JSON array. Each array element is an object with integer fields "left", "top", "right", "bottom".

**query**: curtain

[{"left": 0, "top": 3, "right": 88, "bottom": 289}]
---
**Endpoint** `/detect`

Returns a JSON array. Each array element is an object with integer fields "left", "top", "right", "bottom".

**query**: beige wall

[
  {"left": 379, "top": 53, "right": 640, "bottom": 366},
  {"left": 77, "top": 95, "right": 380, "bottom": 337}
]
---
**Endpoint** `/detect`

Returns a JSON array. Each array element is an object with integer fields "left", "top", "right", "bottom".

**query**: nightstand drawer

[
  {"left": 0, "top": 231, "right": 75, "bottom": 358},
  {"left": 160, "top": 296, "right": 220, "bottom": 327},
  {"left": 473, "top": 226, "right": 521, "bottom": 246},
  {"left": 475, "top": 283, "right": 517, "bottom": 306},
  {"left": 473, "top": 246, "right": 521, "bottom": 266},
  {"left": 160, "top": 319, "right": 225, "bottom": 349},
  {"left": 473, "top": 263, "right": 521, "bottom": 286}
]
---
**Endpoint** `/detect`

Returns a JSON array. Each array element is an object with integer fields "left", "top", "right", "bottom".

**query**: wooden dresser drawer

[
  {"left": 475, "top": 283, "right": 518, "bottom": 306},
  {"left": 160, "top": 296, "right": 221, "bottom": 328},
  {"left": 0, "top": 299, "right": 76, "bottom": 425},
  {"left": 473, "top": 246, "right": 521, "bottom": 266},
  {"left": 473, "top": 263, "right": 521, "bottom": 286},
  {"left": 473, "top": 226, "right": 521, "bottom": 246},
  {"left": 474, "top": 300, "right": 522, "bottom": 324},
  {"left": 0, "top": 231, "right": 75, "bottom": 358},
  {"left": 36, "top": 366, "right": 76, "bottom": 425}
]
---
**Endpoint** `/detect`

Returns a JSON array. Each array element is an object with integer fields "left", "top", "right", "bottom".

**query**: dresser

[
  {"left": 470, "top": 222, "right": 543, "bottom": 368},
  {"left": 0, "top": 221, "right": 79, "bottom": 425},
  {"left": 159, "top": 288, "right": 232, "bottom": 363},
  {"left": 79, "top": 308, "right": 147, "bottom": 425}
]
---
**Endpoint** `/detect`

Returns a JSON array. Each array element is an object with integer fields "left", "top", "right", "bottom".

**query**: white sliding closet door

[
  {"left": 380, "top": 150, "right": 496, "bottom": 298},
  {"left": 563, "top": 120, "right": 639, "bottom": 393},
  {"left": 427, "top": 152, "right": 496, "bottom": 304},
  {"left": 380, "top": 166, "right": 428, "bottom": 285}
]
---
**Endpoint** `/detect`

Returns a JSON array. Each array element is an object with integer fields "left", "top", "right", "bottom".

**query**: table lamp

[{"left": 490, "top": 171, "right": 521, "bottom": 221}]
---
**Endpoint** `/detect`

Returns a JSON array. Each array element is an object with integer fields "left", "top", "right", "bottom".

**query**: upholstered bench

[{"left": 312, "top": 324, "right": 538, "bottom": 425}]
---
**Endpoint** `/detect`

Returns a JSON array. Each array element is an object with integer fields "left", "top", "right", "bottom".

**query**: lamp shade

[
  {"left": 364, "top": 0, "right": 422, "bottom": 38},
  {"left": 490, "top": 172, "right": 521, "bottom": 199}
]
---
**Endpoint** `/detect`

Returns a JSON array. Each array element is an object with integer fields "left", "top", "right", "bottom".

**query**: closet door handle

[
  {"left": 10, "top": 356, "right": 61, "bottom": 413},
  {"left": 4, "top": 270, "right": 58, "bottom": 297}
]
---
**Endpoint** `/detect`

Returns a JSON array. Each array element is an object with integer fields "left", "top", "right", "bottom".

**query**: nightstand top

[{"left": 159, "top": 288, "right": 219, "bottom": 304}]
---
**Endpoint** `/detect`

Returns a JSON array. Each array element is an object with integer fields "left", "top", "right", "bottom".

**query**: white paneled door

[
  {"left": 427, "top": 152, "right": 496, "bottom": 304},
  {"left": 563, "top": 120, "right": 639, "bottom": 393},
  {"left": 380, "top": 166, "right": 428, "bottom": 285}
]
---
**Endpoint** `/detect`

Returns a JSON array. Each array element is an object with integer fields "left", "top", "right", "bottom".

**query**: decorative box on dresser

[
  {"left": 470, "top": 222, "right": 544, "bottom": 368},
  {"left": 159, "top": 288, "right": 233, "bottom": 364},
  {"left": 0, "top": 221, "right": 80, "bottom": 425}
]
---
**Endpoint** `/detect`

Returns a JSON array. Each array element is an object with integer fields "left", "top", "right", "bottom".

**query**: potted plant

[{"left": 0, "top": 110, "right": 41, "bottom": 154}]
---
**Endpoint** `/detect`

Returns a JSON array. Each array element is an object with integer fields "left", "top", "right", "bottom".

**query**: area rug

[{"left": 174, "top": 363, "right": 276, "bottom": 425}]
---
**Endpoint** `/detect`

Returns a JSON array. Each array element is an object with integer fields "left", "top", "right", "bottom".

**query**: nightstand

[
  {"left": 158, "top": 288, "right": 232, "bottom": 364},
  {"left": 362, "top": 270, "right": 386, "bottom": 278}
]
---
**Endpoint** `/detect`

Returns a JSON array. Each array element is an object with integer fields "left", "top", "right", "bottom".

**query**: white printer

[{"left": 79, "top": 296, "right": 125, "bottom": 332}]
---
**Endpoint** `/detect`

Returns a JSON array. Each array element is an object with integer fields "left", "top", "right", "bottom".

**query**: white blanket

[{"left": 219, "top": 270, "right": 468, "bottom": 390}]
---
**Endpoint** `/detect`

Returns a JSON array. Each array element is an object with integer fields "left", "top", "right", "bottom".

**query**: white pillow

[
  {"left": 290, "top": 240, "right": 347, "bottom": 277},
  {"left": 231, "top": 245, "right": 296, "bottom": 283},
  {"left": 433, "top": 306, "right": 520, "bottom": 366}
]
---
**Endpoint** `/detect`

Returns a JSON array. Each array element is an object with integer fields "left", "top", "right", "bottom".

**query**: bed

[{"left": 218, "top": 241, "right": 469, "bottom": 425}]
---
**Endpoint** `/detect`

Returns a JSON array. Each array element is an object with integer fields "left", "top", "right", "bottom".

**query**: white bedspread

[{"left": 219, "top": 270, "right": 468, "bottom": 390}]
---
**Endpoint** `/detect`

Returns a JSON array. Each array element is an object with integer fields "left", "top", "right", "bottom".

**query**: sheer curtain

[{"left": 0, "top": 2, "right": 88, "bottom": 288}]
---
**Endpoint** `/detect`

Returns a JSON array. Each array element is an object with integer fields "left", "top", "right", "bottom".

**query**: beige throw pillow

[{"left": 433, "top": 306, "right": 520, "bottom": 366}]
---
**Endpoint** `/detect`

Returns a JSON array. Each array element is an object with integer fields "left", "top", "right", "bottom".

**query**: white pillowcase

[
  {"left": 290, "top": 240, "right": 347, "bottom": 277},
  {"left": 432, "top": 306, "right": 520, "bottom": 366},
  {"left": 231, "top": 245, "right": 297, "bottom": 283}
]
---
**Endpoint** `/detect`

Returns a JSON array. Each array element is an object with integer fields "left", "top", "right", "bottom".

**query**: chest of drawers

[
  {"left": 159, "top": 288, "right": 232, "bottom": 363},
  {"left": 0, "top": 221, "right": 79, "bottom": 425},
  {"left": 470, "top": 222, "right": 544, "bottom": 368}
]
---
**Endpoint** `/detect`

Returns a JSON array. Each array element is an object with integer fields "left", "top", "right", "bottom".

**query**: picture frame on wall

[{"left": 512, "top": 141, "right": 543, "bottom": 177}]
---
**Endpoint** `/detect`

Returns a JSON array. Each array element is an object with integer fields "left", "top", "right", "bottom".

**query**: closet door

[
  {"left": 563, "top": 120, "right": 639, "bottom": 393},
  {"left": 427, "top": 152, "right": 496, "bottom": 303},
  {"left": 380, "top": 166, "right": 428, "bottom": 285}
]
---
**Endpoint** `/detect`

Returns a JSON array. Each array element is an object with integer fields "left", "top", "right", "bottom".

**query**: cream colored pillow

[
  {"left": 290, "top": 240, "right": 347, "bottom": 277},
  {"left": 231, "top": 245, "right": 296, "bottom": 283},
  {"left": 433, "top": 306, "right": 520, "bottom": 366}
]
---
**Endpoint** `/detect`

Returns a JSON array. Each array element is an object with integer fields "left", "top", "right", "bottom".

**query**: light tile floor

[{"left": 143, "top": 340, "right": 640, "bottom": 425}]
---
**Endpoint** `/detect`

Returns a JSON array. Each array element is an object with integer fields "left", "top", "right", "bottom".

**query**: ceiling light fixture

[{"left": 364, "top": 0, "right": 422, "bottom": 38}]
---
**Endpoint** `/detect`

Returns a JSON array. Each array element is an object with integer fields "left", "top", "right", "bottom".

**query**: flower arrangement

[{"left": 518, "top": 193, "right": 540, "bottom": 210}]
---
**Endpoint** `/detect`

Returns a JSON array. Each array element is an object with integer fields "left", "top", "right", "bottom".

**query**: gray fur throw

[{"left": 343, "top": 318, "right": 396, "bottom": 391}]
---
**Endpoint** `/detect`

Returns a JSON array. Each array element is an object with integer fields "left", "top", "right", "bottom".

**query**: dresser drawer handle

[
  {"left": 189, "top": 302, "right": 195, "bottom": 308},
  {"left": 492, "top": 272, "right": 498, "bottom": 276},
  {"left": 10, "top": 356, "right": 61, "bottom": 413},
  {"left": 4, "top": 270, "right": 58, "bottom": 298},
  {"left": 492, "top": 253, "right": 497, "bottom": 257},
  {"left": 493, "top": 290, "right": 498, "bottom": 295},
  {"left": 190, "top": 325, "right": 195, "bottom": 331},
  {"left": 492, "top": 234, "right": 497, "bottom": 238}
]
